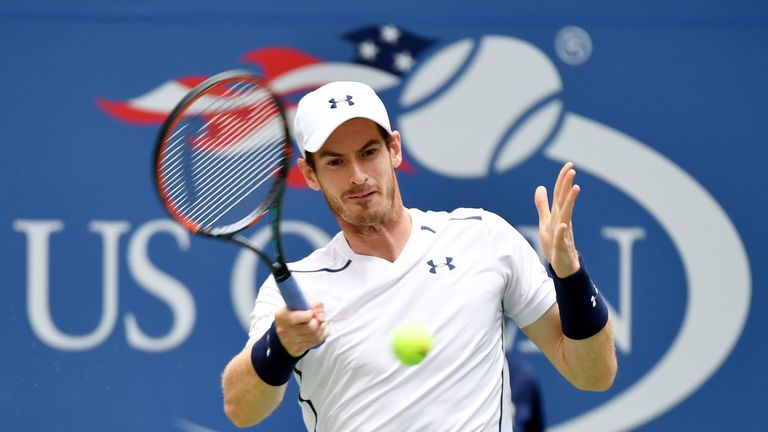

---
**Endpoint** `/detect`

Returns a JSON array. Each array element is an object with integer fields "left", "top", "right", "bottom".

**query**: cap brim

[{"left": 302, "top": 115, "right": 391, "bottom": 154}]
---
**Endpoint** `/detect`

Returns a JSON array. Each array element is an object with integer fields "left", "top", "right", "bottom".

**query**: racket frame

[{"left": 153, "top": 70, "right": 306, "bottom": 308}]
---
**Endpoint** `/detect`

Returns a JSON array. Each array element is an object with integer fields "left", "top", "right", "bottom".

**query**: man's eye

[
  {"left": 361, "top": 147, "right": 378, "bottom": 157},
  {"left": 326, "top": 159, "right": 343, "bottom": 167}
]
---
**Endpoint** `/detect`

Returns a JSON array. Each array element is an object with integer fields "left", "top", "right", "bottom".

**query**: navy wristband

[
  {"left": 250, "top": 323, "right": 301, "bottom": 386},
  {"left": 549, "top": 254, "right": 609, "bottom": 340}
]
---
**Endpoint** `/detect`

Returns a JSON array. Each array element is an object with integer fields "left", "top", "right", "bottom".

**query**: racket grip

[{"left": 276, "top": 276, "right": 310, "bottom": 310}]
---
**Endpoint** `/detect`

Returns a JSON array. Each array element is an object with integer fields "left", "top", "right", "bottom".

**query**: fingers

[
  {"left": 534, "top": 185, "right": 550, "bottom": 221},
  {"left": 274, "top": 301, "right": 329, "bottom": 356},
  {"left": 277, "top": 320, "right": 328, "bottom": 347},
  {"left": 553, "top": 162, "right": 574, "bottom": 205},
  {"left": 552, "top": 162, "right": 580, "bottom": 221},
  {"left": 312, "top": 301, "right": 326, "bottom": 323},
  {"left": 275, "top": 300, "right": 326, "bottom": 324},
  {"left": 557, "top": 167, "right": 576, "bottom": 208},
  {"left": 537, "top": 163, "right": 579, "bottom": 218},
  {"left": 560, "top": 183, "right": 581, "bottom": 223},
  {"left": 276, "top": 307, "right": 313, "bottom": 326},
  {"left": 538, "top": 163, "right": 582, "bottom": 277}
]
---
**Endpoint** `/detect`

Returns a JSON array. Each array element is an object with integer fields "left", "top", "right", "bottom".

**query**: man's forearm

[
  {"left": 222, "top": 346, "right": 287, "bottom": 427},
  {"left": 561, "top": 316, "right": 617, "bottom": 391}
]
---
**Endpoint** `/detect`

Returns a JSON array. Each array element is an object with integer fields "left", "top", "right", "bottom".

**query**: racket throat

[{"left": 272, "top": 262, "right": 291, "bottom": 283}]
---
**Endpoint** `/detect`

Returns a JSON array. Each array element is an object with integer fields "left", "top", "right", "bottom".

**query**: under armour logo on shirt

[
  {"left": 427, "top": 257, "right": 455, "bottom": 274},
  {"left": 591, "top": 284, "right": 599, "bottom": 307},
  {"left": 329, "top": 95, "right": 354, "bottom": 109}
]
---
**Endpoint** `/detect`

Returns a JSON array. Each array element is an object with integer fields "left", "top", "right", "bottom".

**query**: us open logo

[
  {"left": 95, "top": 26, "right": 750, "bottom": 432},
  {"left": 393, "top": 33, "right": 750, "bottom": 432}
]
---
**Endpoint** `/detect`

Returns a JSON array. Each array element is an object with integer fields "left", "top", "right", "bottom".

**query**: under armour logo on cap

[
  {"left": 293, "top": 81, "right": 392, "bottom": 156},
  {"left": 329, "top": 95, "right": 355, "bottom": 109}
]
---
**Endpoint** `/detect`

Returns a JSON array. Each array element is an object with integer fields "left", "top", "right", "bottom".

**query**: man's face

[{"left": 299, "top": 118, "right": 403, "bottom": 227}]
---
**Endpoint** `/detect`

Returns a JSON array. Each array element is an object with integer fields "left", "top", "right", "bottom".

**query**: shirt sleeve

[
  {"left": 245, "top": 275, "right": 286, "bottom": 347},
  {"left": 485, "top": 211, "right": 556, "bottom": 328}
]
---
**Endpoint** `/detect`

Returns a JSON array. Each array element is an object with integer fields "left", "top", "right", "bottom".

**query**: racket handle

[{"left": 276, "top": 276, "right": 310, "bottom": 310}]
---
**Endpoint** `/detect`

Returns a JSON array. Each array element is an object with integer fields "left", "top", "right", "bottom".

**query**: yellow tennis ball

[{"left": 391, "top": 323, "right": 433, "bottom": 366}]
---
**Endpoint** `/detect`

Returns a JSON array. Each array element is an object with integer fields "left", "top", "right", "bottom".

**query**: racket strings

[
  {"left": 187, "top": 99, "right": 281, "bottom": 198},
  {"left": 185, "top": 107, "right": 284, "bottom": 225},
  {"left": 159, "top": 78, "right": 289, "bottom": 231},
  {"left": 161, "top": 124, "right": 193, "bottom": 198},
  {"left": 183, "top": 115, "right": 277, "bottom": 208},
  {"left": 188, "top": 136, "right": 284, "bottom": 228},
  {"left": 180, "top": 123, "right": 284, "bottom": 226},
  {"left": 191, "top": 89, "right": 274, "bottom": 154}
]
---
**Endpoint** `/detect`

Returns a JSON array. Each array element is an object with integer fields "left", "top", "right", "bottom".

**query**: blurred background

[{"left": 1, "top": 1, "right": 766, "bottom": 430}]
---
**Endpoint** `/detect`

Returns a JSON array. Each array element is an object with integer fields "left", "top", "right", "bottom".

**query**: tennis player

[{"left": 221, "top": 81, "right": 616, "bottom": 431}]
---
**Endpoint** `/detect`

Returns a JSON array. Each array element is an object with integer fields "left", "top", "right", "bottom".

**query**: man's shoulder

[
  {"left": 414, "top": 207, "right": 512, "bottom": 228},
  {"left": 288, "top": 231, "right": 348, "bottom": 272},
  {"left": 413, "top": 207, "right": 489, "bottom": 222},
  {"left": 412, "top": 207, "right": 521, "bottom": 243},
  {"left": 406, "top": 208, "right": 493, "bottom": 245}
]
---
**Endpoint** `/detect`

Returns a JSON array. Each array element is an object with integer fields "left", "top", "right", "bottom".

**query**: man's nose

[{"left": 349, "top": 161, "right": 368, "bottom": 185}]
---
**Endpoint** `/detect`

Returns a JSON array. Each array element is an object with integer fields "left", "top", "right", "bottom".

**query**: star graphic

[
  {"left": 392, "top": 50, "right": 415, "bottom": 72},
  {"left": 358, "top": 39, "right": 380, "bottom": 61},
  {"left": 380, "top": 24, "right": 402, "bottom": 45},
  {"left": 344, "top": 24, "right": 435, "bottom": 77}
]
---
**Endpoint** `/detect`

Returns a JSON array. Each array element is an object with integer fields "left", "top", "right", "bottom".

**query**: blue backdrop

[{"left": 2, "top": 1, "right": 766, "bottom": 430}]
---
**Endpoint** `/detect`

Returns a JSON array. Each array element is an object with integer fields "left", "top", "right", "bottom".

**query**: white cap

[{"left": 293, "top": 81, "right": 392, "bottom": 156}]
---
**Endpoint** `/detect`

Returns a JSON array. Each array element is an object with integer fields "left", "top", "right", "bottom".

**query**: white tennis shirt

[{"left": 247, "top": 208, "right": 556, "bottom": 431}]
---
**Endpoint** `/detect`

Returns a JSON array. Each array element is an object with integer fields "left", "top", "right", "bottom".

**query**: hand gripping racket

[{"left": 154, "top": 70, "right": 309, "bottom": 310}]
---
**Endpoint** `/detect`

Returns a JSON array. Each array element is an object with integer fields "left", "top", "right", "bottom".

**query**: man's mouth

[{"left": 346, "top": 189, "right": 376, "bottom": 201}]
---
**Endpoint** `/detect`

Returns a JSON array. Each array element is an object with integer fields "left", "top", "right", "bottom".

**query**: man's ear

[
  {"left": 390, "top": 131, "right": 403, "bottom": 168},
  {"left": 297, "top": 158, "right": 321, "bottom": 191}
]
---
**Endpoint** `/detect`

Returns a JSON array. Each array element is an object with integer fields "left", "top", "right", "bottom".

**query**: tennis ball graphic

[
  {"left": 398, "top": 35, "right": 564, "bottom": 178},
  {"left": 391, "top": 323, "right": 433, "bottom": 366}
]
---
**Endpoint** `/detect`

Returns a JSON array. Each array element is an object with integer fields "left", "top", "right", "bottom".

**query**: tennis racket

[{"left": 154, "top": 69, "right": 309, "bottom": 310}]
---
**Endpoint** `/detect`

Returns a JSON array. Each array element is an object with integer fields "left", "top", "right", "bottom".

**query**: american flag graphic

[{"left": 96, "top": 24, "right": 432, "bottom": 186}]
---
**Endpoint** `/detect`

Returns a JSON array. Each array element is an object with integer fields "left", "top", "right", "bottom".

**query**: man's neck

[{"left": 341, "top": 207, "right": 412, "bottom": 263}]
